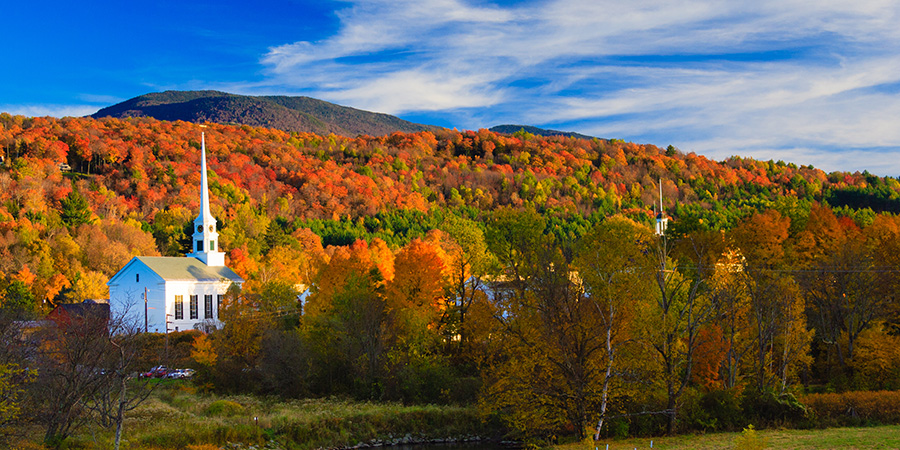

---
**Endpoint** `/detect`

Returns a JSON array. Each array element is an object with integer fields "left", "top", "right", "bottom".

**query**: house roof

[
  {"left": 52, "top": 300, "right": 111, "bottom": 319},
  {"left": 121, "top": 256, "right": 244, "bottom": 283}
]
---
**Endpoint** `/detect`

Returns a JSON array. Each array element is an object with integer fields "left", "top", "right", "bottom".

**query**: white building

[{"left": 107, "top": 133, "right": 243, "bottom": 332}]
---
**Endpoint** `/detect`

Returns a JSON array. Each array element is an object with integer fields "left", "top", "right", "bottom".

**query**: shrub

[
  {"left": 849, "top": 326, "right": 900, "bottom": 391},
  {"left": 733, "top": 424, "right": 768, "bottom": 450},
  {"left": 802, "top": 390, "right": 900, "bottom": 427},
  {"left": 688, "top": 388, "right": 743, "bottom": 431},
  {"left": 740, "top": 389, "right": 807, "bottom": 426},
  {"left": 187, "top": 445, "right": 221, "bottom": 450},
  {"left": 205, "top": 399, "right": 245, "bottom": 417}
]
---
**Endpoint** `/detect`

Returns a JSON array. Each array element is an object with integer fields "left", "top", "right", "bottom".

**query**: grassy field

[
  {"left": 555, "top": 425, "right": 900, "bottom": 450},
  {"left": 20, "top": 383, "right": 900, "bottom": 449},
  {"left": 22, "top": 382, "right": 490, "bottom": 450}
]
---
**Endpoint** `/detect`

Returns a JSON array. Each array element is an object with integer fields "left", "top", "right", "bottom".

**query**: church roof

[{"left": 116, "top": 256, "right": 244, "bottom": 283}]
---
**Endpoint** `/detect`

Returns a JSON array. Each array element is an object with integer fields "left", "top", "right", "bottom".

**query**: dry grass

[
  {"left": 21, "top": 384, "right": 485, "bottom": 449},
  {"left": 559, "top": 425, "right": 900, "bottom": 450}
]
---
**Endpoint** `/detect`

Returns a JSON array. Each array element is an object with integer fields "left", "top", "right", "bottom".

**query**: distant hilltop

[
  {"left": 91, "top": 91, "right": 604, "bottom": 140},
  {"left": 92, "top": 90, "right": 444, "bottom": 137},
  {"left": 489, "top": 124, "right": 597, "bottom": 140}
]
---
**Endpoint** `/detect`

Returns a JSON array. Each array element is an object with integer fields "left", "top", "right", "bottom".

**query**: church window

[
  {"left": 210, "top": 240, "right": 216, "bottom": 251},
  {"left": 196, "top": 240, "right": 203, "bottom": 252},
  {"left": 204, "top": 295, "right": 213, "bottom": 319},
  {"left": 175, "top": 295, "right": 183, "bottom": 320},
  {"left": 190, "top": 295, "right": 198, "bottom": 319},
  {"left": 136, "top": 274, "right": 139, "bottom": 282},
  {"left": 217, "top": 295, "right": 223, "bottom": 314}
]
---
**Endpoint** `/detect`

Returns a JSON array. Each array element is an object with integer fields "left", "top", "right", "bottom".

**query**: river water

[{"left": 386, "top": 442, "right": 516, "bottom": 450}]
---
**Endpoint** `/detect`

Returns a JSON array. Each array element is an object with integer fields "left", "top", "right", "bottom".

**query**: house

[
  {"left": 45, "top": 299, "right": 111, "bottom": 337},
  {"left": 46, "top": 299, "right": 111, "bottom": 327},
  {"left": 107, "top": 133, "right": 244, "bottom": 333}
]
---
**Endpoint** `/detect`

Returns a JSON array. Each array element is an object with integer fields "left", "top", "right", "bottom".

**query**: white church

[{"left": 107, "top": 133, "right": 244, "bottom": 333}]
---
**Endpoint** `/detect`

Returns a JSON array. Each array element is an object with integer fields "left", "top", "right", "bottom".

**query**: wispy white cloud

[
  {"left": 1, "top": 104, "right": 100, "bottom": 118},
  {"left": 78, "top": 93, "right": 125, "bottom": 104},
  {"left": 325, "top": 69, "right": 506, "bottom": 113},
  {"left": 251, "top": 0, "right": 900, "bottom": 174}
]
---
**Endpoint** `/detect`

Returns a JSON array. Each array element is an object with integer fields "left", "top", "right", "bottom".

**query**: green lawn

[{"left": 556, "top": 425, "right": 900, "bottom": 450}]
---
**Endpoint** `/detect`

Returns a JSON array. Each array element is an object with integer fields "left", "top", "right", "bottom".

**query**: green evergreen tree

[{"left": 59, "top": 190, "right": 92, "bottom": 228}]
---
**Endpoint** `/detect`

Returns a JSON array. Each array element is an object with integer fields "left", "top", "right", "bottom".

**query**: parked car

[
  {"left": 166, "top": 368, "right": 196, "bottom": 379},
  {"left": 141, "top": 365, "right": 168, "bottom": 378}
]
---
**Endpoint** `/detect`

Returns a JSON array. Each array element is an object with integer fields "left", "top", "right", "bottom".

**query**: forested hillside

[
  {"left": 3, "top": 113, "right": 900, "bottom": 445},
  {"left": 1, "top": 114, "right": 894, "bottom": 254},
  {"left": 92, "top": 90, "right": 444, "bottom": 137}
]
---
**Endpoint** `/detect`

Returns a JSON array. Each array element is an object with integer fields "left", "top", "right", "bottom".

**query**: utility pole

[{"left": 144, "top": 287, "right": 149, "bottom": 333}]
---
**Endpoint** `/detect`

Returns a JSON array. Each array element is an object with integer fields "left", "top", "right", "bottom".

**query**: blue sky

[{"left": 4, "top": 1, "right": 900, "bottom": 175}]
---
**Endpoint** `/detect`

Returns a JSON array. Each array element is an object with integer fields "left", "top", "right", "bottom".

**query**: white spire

[
  {"left": 187, "top": 132, "right": 225, "bottom": 266},
  {"left": 200, "top": 132, "right": 212, "bottom": 222},
  {"left": 659, "top": 179, "right": 664, "bottom": 215}
]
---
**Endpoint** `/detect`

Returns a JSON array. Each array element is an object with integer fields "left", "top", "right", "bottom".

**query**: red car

[{"left": 141, "top": 366, "right": 168, "bottom": 378}]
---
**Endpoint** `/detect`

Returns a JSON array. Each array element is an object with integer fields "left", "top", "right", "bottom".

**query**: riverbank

[{"left": 27, "top": 383, "right": 900, "bottom": 449}]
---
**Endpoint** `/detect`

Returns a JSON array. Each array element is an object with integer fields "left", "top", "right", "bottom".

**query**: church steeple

[
  {"left": 655, "top": 178, "right": 668, "bottom": 236},
  {"left": 187, "top": 132, "right": 225, "bottom": 266}
]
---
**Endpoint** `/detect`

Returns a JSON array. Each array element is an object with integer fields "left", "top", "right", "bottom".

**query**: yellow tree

[
  {"left": 0, "top": 362, "right": 32, "bottom": 445},
  {"left": 484, "top": 206, "right": 546, "bottom": 299},
  {"left": 732, "top": 210, "right": 811, "bottom": 392},
  {"left": 385, "top": 238, "right": 447, "bottom": 328},
  {"left": 259, "top": 244, "right": 308, "bottom": 285},
  {"left": 849, "top": 321, "right": 900, "bottom": 389},
  {"left": 480, "top": 214, "right": 654, "bottom": 441},
  {"left": 707, "top": 248, "right": 752, "bottom": 389},
  {"left": 482, "top": 240, "right": 603, "bottom": 441},
  {"left": 307, "top": 265, "right": 389, "bottom": 398},
  {"left": 292, "top": 227, "right": 328, "bottom": 282},
  {"left": 575, "top": 215, "right": 654, "bottom": 438},
  {"left": 303, "top": 239, "right": 396, "bottom": 398},
  {"left": 0, "top": 307, "right": 35, "bottom": 445},
  {"left": 640, "top": 228, "right": 722, "bottom": 435},
  {"left": 430, "top": 216, "right": 491, "bottom": 349},
  {"left": 861, "top": 214, "right": 900, "bottom": 336},
  {"left": 796, "top": 205, "right": 886, "bottom": 380},
  {"left": 71, "top": 270, "right": 109, "bottom": 302},
  {"left": 772, "top": 278, "right": 813, "bottom": 392},
  {"left": 210, "top": 285, "right": 270, "bottom": 392},
  {"left": 306, "top": 239, "right": 381, "bottom": 317}
]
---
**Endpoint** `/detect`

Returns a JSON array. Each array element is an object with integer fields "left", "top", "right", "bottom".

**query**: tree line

[{"left": 160, "top": 204, "right": 900, "bottom": 443}]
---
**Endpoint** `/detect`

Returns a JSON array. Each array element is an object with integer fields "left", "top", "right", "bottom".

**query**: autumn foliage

[
  {"left": 803, "top": 390, "right": 900, "bottom": 426},
  {"left": 4, "top": 113, "right": 900, "bottom": 444}
]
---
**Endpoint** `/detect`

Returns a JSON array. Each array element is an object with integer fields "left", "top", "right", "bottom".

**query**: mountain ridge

[
  {"left": 489, "top": 124, "right": 597, "bottom": 140},
  {"left": 92, "top": 90, "right": 444, "bottom": 137}
]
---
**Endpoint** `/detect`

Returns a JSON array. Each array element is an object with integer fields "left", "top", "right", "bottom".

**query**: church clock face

[
  {"left": 197, "top": 225, "right": 203, "bottom": 233},
  {"left": 209, "top": 225, "right": 214, "bottom": 232}
]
